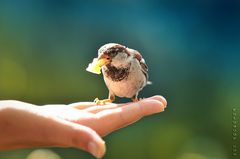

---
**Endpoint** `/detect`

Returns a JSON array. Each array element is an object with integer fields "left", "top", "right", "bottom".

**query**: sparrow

[{"left": 86, "top": 43, "right": 150, "bottom": 104}]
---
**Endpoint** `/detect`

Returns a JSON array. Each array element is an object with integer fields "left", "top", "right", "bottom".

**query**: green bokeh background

[{"left": 0, "top": 0, "right": 240, "bottom": 159}]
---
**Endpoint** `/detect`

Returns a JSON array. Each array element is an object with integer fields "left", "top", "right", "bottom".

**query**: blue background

[{"left": 0, "top": 0, "right": 240, "bottom": 159}]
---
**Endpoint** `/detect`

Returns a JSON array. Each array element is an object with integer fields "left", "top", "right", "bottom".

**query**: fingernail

[{"left": 88, "top": 141, "right": 106, "bottom": 158}]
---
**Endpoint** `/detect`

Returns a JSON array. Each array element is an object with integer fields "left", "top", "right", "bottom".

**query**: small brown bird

[{"left": 86, "top": 43, "right": 150, "bottom": 104}]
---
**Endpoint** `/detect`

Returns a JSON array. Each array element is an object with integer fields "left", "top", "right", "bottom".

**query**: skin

[{"left": 0, "top": 95, "right": 167, "bottom": 158}]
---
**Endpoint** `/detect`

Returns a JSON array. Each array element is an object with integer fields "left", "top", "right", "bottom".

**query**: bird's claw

[
  {"left": 132, "top": 98, "right": 139, "bottom": 102},
  {"left": 94, "top": 98, "right": 113, "bottom": 105},
  {"left": 132, "top": 98, "right": 144, "bottom": 102}
]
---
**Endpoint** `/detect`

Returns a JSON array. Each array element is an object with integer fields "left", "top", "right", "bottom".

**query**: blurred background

[{"left": 0, "top": 0, "right": 240, "bottom": 159}]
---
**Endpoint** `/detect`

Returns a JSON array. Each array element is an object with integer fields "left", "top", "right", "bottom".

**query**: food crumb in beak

[{"left": 86, "top": 58, "right": 102, "bottom": 74}]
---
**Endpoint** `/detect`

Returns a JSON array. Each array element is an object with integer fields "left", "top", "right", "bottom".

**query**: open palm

[{"left": 0, "top": 95, "right": 167, "bottom": 158}]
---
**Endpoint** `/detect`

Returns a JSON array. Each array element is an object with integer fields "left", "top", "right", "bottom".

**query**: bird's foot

[
  {"left": 132, "top": 98, "right": 143, "bottom": 102},
  {"left": 132, "top": 98, "right": 139, "bottom": 102},
  {"left": 94, "top": 98, "right": 113, "bottom": 105}
]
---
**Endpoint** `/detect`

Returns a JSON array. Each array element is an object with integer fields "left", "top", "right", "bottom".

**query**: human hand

[{"left": 0, "top": 95, "right": 167, "bottom": 158}]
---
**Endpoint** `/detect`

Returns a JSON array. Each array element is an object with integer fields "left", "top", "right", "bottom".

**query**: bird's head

[{"left": 96, "top": 43, "right": 131, "bottom": 68}]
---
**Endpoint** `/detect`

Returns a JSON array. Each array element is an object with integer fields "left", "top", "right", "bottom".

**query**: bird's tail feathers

[{"left": 147, "top": 81, "right": 152, "bottom": 85}]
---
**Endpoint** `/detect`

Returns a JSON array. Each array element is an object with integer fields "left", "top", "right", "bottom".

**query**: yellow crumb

[{"left": 86, "top": 58, "right": 102, "bottom": 74}]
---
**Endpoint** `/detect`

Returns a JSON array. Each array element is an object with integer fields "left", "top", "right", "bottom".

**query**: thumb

[{"left": 50, "top": 118, "right": 106, "bottom": 158}]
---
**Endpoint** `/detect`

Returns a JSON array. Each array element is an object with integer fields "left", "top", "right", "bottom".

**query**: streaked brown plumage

[{"left": 94, "top": 43, "right": 150, "bottom": 104}]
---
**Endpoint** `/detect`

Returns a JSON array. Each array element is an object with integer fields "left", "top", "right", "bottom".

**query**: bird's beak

[{"left": 97, "top": 54, "right": 110, "bottom": 67}]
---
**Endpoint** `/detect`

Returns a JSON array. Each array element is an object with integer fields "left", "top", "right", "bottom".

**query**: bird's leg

[
  {"left": 94, "top": 92, "right": 115, "bottom": 105},
  {"left": 131, "top": 93, "right": 139, "bottom": 102}
]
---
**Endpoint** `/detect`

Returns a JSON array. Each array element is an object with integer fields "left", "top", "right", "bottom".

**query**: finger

[
  {"left": 84, "top": 103, "right": 125, "bottom": 113},
  {"left": 49, "top": 118, "right": 106, "bottom": 158},
  {"left": 147, "top": 95, "right": 167, "bottom": 108},
  {"left": 95, "top": 99, "right": 165, "bottom": 136},
  {"left": 68, "top": 95, "right": 167, "bottom": 111},
  {"left": 68, "top": 102, "right": 97, "bottom": 109},
  {"left": 84, "top": 95, "right": 167, "bottom": 113}
]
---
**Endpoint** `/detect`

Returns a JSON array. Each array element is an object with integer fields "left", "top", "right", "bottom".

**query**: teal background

[{"left": 0, "top": 0, "right": 240, "bottom": 159}]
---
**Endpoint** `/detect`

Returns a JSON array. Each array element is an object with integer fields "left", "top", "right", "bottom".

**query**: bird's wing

[{"left": 132, "top": 51, "right": 149, "bottom": 81}]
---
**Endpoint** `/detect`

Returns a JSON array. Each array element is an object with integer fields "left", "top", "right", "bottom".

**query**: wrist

[{"left": 0, "top": 101, "right": 56, "bottom": 149}]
